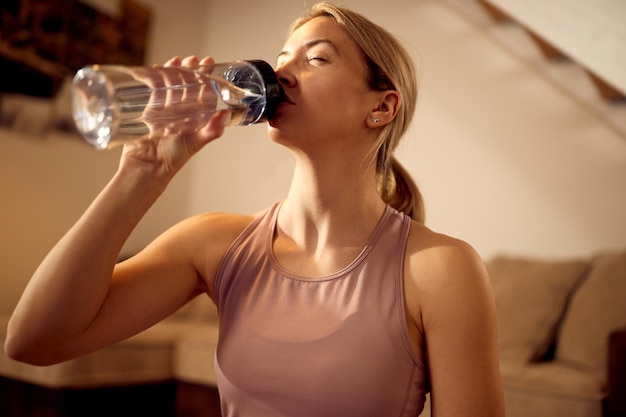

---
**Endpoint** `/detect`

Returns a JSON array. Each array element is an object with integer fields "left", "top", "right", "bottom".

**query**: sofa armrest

[{"left": 608, "top": 327, "right": 626, "bottom": 417}]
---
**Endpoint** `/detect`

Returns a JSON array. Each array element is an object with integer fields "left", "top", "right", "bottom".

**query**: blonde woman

[{"left": 6, "top": 2, "right": 504, "bottom": 416}]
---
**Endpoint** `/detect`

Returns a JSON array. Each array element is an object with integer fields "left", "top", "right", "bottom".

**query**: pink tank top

[{"left": 213, "top": 203, "right": 428, "bottom": 417}]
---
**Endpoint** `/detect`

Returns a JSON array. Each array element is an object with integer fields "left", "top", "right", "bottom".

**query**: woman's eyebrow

[{"left": 277, "top": 38, "right": 340, "bottom": 60}]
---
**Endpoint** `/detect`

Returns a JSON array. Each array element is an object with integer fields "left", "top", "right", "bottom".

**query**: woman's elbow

[{"left": 4, "top": 323, "right": 65, "bottom": 366}]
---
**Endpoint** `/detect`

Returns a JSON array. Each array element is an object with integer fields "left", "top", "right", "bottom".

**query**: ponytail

[{"left": 378, "top": 158, "right": 425, "bottom": 223}]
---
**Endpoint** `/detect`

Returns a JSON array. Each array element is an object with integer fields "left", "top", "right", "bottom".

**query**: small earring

[{"left": 371, "top": 117, "right": 380, "bottom": 123}]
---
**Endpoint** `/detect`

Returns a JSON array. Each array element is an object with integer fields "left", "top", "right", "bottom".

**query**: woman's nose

[{"left": 275, "top": 65, "right": 296, "bottom": 88}]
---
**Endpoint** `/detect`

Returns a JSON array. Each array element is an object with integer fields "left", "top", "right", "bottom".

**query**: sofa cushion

[
  {"left": 501, "top": 361, "right": 605, "bottom": 417},
  {"left": 486, "top": 255, "right": 588, "bottom": 362},
  {"left": 500, "top": 361, "right": 606, "bottom": 399},
  {"left": 556, "top": 250, "right": 626, "bottom": 373}
]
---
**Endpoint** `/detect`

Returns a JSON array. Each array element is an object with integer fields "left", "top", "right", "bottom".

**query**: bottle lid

[{"left": 243, "top": 60, "right": 284, "bottom": 121}]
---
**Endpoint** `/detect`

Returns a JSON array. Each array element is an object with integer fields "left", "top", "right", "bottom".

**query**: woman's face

[{"left": 268, "top": 17, "right": 379, "bottom": 149}]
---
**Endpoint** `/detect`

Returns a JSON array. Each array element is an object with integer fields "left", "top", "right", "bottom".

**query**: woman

[{"left": 5, "top": 2, "right": 504, "bottom": 416}]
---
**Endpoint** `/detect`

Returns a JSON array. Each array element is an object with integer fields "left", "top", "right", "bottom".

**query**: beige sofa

[
  {"left": 2, "top": 249, "right": 625, "bottom": 417},
  {"left": 484, "top": 249, "right": 626, "bottom": 417}
]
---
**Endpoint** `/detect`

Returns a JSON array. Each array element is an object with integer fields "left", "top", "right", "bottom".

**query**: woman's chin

[{"left": 267, "top": 121, "right": 298, "bottom": 146}]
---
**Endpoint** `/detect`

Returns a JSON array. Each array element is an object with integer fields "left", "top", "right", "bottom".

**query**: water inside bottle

[
  {"left": 210, "top": 77, "right": 266, "bottom": 124},
  {"left": 72, "top": 66, "right": 268, "bottom": 149}
]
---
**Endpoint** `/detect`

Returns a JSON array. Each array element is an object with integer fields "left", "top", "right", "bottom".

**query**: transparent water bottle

[{"left": 71, "top": 60, "right": 283, "bottom": 150}]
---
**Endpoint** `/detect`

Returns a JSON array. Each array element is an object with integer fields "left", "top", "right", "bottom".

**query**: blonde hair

[{"left": 290, "top": 2, "right": 425, "bottom": 223}]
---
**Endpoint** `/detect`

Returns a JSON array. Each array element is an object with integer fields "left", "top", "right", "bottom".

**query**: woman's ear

[{"left": 367, "top": 90, "right": 400, "bottom": 127}]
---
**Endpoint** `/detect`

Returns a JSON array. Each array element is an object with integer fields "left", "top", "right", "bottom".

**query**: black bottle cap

[{"left": 244, "top": 60, "right": 284, "bottom": 121}]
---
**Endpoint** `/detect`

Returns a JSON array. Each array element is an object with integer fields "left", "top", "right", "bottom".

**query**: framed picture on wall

[{"left": 0, "top": 0, "right": 152, "bottom": 137}]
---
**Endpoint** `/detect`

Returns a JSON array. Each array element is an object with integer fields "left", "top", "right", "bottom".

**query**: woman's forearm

[{"left": 4, "top": 168, "right": 168, "bottom": 364}]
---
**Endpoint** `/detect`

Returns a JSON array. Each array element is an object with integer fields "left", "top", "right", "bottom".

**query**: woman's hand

[{"left": 121, "top": 55, "right": 231, "bottom": 183}]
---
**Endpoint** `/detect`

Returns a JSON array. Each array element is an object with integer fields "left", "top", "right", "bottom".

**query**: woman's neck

[{"left": 277, "top": 155, "right": 386, "bottom": 251}]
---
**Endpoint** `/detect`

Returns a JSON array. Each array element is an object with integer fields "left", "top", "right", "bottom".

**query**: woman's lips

[{"left": 282, "top": 93, "right": 295, "bottom": 105}]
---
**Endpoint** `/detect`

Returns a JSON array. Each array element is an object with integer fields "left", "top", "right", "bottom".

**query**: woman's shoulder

[
  {"left": 405, "top": 220, "right": 482, "bottom": 265},
  {"left": 185, "top": 202, "right": 279, "bottom": 239},
  {"left": 179, "top": 210, "right": 263, "bottom": 242},
  {"left": 402, "top": 221, "right": 496, "bottom": 355},
  {"left": 189, "top": 210, "right": 258, "bottom": 227},
  {"left": 154, "top": 207, "right": 272, "bottom": 253},
  {"left": 404, "top": 220, "right": 490, "bottom": 308},
  {"left": 167, "top": 210, "right": 267, "bottom": 296}
]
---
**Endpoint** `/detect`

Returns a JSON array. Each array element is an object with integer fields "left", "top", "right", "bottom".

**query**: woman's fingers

[
  {"left": 181, "top": 55, "right": 200, "bottom": 68},
  {"left": 197, "top": 110, "right": 231, "bottom": 146},
  {"left": 138, "top": 55, "right": 225, "bottom": 139},
  {"left": 164, "top": 56, "right": 182, "bottom": 67},
  {"left": 198, "top": 56, "right": 215, "bottom": 68},
  {"left": 179, "top": 57, "right": 202, "bottom": 124}
]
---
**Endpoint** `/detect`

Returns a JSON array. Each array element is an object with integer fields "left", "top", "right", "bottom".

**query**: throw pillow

[
  {"left": 555, "top": 250, "right": 626, "bottom": 372},
  {"left": 486, "top": 255, "right": 588, "bottom": 363}
]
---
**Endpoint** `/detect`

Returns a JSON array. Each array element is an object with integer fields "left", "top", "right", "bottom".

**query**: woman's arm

[
  {"left": 5, "top": 56, "right": 231, "bottom": 366},
  {"left": 406, "top": 226, "right": 505, "bottom": 417}
]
